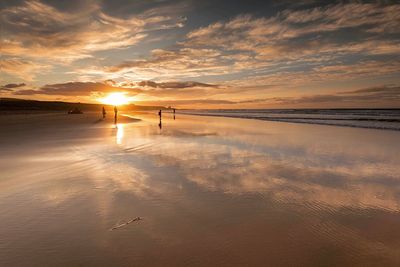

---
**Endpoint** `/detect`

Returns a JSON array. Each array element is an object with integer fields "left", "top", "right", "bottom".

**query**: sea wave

[{"left": 180, "top": 109, "right": 400, "bottom": 131}]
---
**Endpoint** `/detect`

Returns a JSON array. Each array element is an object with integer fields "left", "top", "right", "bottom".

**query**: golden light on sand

[
  {"left": 116, "top": 124, "right": 124, "bottom": 144},
  {"left": 99, "top": 92, "right": 130, "bottom": 106}
]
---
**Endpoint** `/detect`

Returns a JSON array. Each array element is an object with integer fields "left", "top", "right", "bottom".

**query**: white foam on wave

[{"left": 181, "top": 109, "right": 400, "bottom": 131}]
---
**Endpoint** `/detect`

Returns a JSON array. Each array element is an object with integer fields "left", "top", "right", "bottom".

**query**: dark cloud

[
  {"left": 136, "top": 80, "right": 216, "bottom": 89},
  {"left": 339, "top": 85, "right": 400, "bottom": 96},
  {"left": 268, "top": 84, "right": 400, "bottom": 106},
  {"left": 199, "top": 85, "right": 398, "bottom": 107},
  {"left": 10, "top": 80, "right": 218, "bottom": 98},
  {"left": 13, "top": 82, "right": 140, "bottom": 96},
  {"left": 0, "top": 83, "right": 26, "bottom": 91},
  {"left": 137, "top": 99, "right": 235, "bottom": 106},
  {"left": 269, "top": 85, "right": 400, "bottom": 105}
]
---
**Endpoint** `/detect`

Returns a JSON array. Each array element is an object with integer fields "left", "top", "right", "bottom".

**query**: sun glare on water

[{"left": 99, "top": 92, "right": 130, "bottom": 106}]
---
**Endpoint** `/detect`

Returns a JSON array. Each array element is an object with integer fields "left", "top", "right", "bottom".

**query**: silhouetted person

[
  {"left": 173, "top": 108, "right": 176, "bottom": 114},
  {"left": 102, "top": 106, "right": 106, "bottom": 119},
  {"left": 157, "top": 110, "right": 162, "bottom": 129},
  {"left": 114, "top": 106, "right": 118, "bottom": 124}
]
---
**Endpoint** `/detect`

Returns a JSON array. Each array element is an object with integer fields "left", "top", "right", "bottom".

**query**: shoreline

[{"left": 2, "top": 109, "right": 400, "bottom": 131}]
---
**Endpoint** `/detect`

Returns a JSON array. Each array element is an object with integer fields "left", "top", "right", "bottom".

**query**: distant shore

[
  {"left": 0, "top": 110, "right": 66, "bottom": 116},
  {"left": 0, "top": 98, "right": 169, "bottom": 115}
]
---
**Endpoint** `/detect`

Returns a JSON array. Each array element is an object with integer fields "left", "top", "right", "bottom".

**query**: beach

[{"left": 0, "top": 112, "right": 399, "bottom": 266}]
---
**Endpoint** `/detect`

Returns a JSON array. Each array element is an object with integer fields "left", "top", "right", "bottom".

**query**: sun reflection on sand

[{"left": 116, "top": 124, "right": 124, "bottom": 144}]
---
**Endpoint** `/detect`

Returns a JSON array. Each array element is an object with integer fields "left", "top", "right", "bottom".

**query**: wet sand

[{"left": 0, "top": 112, "right": 399, "bottom": 266}]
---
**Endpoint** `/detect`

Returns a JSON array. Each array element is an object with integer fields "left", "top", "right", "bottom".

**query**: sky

[{"left": 1, "top": 0, "right": 399, "bottom": 108}]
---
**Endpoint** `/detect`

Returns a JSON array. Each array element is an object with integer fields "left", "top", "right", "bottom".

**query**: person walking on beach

[
  {"left": 158, "top": 109, "right": 162, "bottom": 122},
  {"left": 158, "top": 110, "right": 162, "bottom": 129},
  {"left": 114, "top": 106, "right": 118, "bottom": 124},
  {"left": 102, "top": 106, "right": 106, "bottom": 119},
  {"left": 173, "top": 108, "right": 176, "bottom": 120}
]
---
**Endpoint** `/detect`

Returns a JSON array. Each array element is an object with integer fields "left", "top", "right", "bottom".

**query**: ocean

[{"left": 180, "top": 109, "right": 400, "bottom": 130}]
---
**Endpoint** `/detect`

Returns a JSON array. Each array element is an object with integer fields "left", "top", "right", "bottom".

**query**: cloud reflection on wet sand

[
  {"left": 112, "top": 114, "right": 400, "bottom": 212},
  {"left": 0, "top": 113, "right": 399, "bottom": 266}
]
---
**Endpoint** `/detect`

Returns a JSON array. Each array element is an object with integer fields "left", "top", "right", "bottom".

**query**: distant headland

[{"left": 0, "top": 98, "right": 170, "bottom": 114}]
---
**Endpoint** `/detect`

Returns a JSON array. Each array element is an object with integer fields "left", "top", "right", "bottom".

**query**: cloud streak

[
  {"left": 133, "top": 80, "right": 216, "bottom": 89},
  {"left": 0, "top": 83, "right": 26, "bottom": 91},
  {"left": 271, "top": 85, "right": 400, "bottom": 106},
  {"left": 134, "top": 84, "right": 400, "bottom": 108},
  {"left": 5, "top": 79, "right": 400, "bottom": 108},
  {"left": 7, "top": 80, "right": 218, "bottom": 100},
  {"left": 0, "top": 58, "right": 50, "bottom": 81},
  {"left": 12, "top": 82, "right": 134, "bottom": 97}
]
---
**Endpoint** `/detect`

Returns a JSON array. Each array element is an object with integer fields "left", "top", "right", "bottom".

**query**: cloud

[
  {"left": 104, "top": 3, "right": 400, "bottom": 82},
  {"left": 0, "top": 58, "right": 50, "bottom": 80},
  {"left": 10, "top": 80, "right": 219, "bottom": 100},
  {"left": 186, "top": 3, "right": 400, "bottom": 47},
  {"left": 0, "top": 83, "right": 26, "bottom": 91},
  {"left": 337, "top": 85, "right": 400, "bottom": 101},
  {"left": 281, "top": 3, "right": 400, "bottom": 33},
  {"left": 339, "top": 86, "right": 400, "bottom": 96},
  {"left": 135, "top": 81, "right": 216, "bottom": 89},
  {"left": 136, "top": 84, "right": 400, "bottom": 108},
  {"left": 0, "top": 0, "right": 185, "bottom": 61},
  {"left": 2, "top": 1, "right": 399, "bottom": 108},
  {"left": 13, "top": 81, "right": 136, "bottom": 97},
  {"left": 313, "top": 60, "right": 400, "bottom": 79},
  {"left": 8, "top": 80, "right": 400, "bottom": 108},
  {"left": 255, "top": 85, "right": 400, "bottom": 106},
  {"left": 229, "top": 60, "right": 400, "bottom": 89},
  {"left": 105, "top": 48, "right": 232, "bottom": 80},
  {"left": 136, "top": 99, "right": 235, "bottom": 106},
  {"left": 121, "top": 80, "right": 221, "bottom": 99}
]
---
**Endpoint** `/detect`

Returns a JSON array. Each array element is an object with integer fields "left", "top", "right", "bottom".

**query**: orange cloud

[
  {"left": 0, "top": 0, "right": 185, "bottom": 61},
  {"left": 102, "top": 3, "right": 400, "bottom": 84},
  {"left": 0, "top": 58, "right": 50, "bottom": 80}
]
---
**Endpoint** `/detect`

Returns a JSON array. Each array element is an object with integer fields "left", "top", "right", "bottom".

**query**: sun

[{"left": 99, "top": 92, "right": 130, "bottom": 106}]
